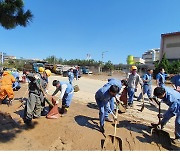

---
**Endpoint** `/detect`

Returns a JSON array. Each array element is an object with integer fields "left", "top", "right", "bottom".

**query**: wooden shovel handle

[{"left": 114, "top": 98, "right": 119, "bottom": 137}]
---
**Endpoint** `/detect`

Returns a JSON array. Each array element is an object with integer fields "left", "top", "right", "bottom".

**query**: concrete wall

[{"left": 160, "top": 34, "right": 180, "bottom": 60}]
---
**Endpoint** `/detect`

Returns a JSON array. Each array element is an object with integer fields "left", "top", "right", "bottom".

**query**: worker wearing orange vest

[{"left": 0, "top": 71, "right": 15, "bottom": 106}]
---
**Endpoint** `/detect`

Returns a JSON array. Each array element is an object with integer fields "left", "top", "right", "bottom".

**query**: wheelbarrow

[{"left": 103, "top": 98, "right": 123, "bottom": 151}]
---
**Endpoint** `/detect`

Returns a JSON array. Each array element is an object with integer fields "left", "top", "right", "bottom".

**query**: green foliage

[
  {"left": 154, "top": 54, "right": 180, "bottom": 78},
  {"left": 44, "top": 55, "right": 62, "bottom": 64},
  {"left": 44, "top": 56, "right": 102, "bottom": 67},
  {"left": 2, "top": 59, "right": 26, "bottom": 71},
  {"left": 0, "top": 0, "right": 33, "bottom": 29},
  {"left": 103, "top": 60, "right": 114, "bottom": 71},
  {"left": 168, "top": 60, "right": 180, "bottom": 74}
]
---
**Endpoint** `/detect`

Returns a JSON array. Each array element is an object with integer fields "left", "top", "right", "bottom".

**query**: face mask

[{"left": 132, "top": 70, "right": 136, "bottom": 75}]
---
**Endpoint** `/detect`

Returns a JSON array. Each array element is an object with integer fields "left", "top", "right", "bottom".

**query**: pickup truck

[{"left": 23, "top": 61, "right": 46, "bottom": 73}]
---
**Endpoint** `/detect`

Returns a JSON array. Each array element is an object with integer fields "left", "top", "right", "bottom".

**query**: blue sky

[{"left": 0, "top": 0, "right": 180, "bottom": 64}]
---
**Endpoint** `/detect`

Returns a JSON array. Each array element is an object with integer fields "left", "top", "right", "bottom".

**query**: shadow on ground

[
  {"left": 74, "top": 115, "right": 99, "bottom": 132},
  {"left": 87, "top": 102, "right": 98, "bottom": 110},
  {"left": 0, "top": 111, "right": 38, "bottom": 143},
  {"left": 136, "top": 103, "right": 167, "bottom": 113}
]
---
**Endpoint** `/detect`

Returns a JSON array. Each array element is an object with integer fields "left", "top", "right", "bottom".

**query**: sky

[{"left": 0, "top": 0, "right": 180, "bottom": 64}]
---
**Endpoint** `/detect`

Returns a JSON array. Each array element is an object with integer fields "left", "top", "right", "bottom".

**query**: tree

[
  {"left": 0, "top": 0, "right": 33, "bottom": 29},
  {"left": 168, "top": 60, "right": 180, "bottom": 74},
  {"left": 103, "top": 60, "right": 114, "bottom": 71},
  {"left": 44, "top": 55, "right": 62, "bottom": 64}
]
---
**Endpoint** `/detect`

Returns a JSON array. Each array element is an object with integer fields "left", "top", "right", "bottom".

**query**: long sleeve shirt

[{"left": 127, "top": 73, "right": 143, "bottom": 89}]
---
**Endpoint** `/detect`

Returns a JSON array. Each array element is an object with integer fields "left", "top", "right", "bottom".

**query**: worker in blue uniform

[
  {"left": 137, "top": 69, "right": 153, "bottom": 102},
  {"left": 52, "top": 80, "right": 74, "bottom": 115},
  {"left": 68, "top": 68, "right": 74, "bottom": 85},
  {"left": 153, "top": 87, "right": 180, "bottom": 145},
  {"left": 104, "top": 78, "right": 122, "bottom": 122},
  {"left": 171, "top": 74, "right": 180, "bottom": 92},
  {"left": 11, "top": 69, "right": 21, "bottom": 91},
  {"left": 156, "top": 68, "right": 169, "bottom": 88},
  {"left": 95, "top": 78, "right": 122, "bottom": 133}
]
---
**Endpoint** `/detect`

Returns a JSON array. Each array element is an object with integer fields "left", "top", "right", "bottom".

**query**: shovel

[
  {"left": 103, "top": 98, "right": 123, "bottom": 151},
  {"left": 140, "top": 86, "right": 145, "bottom": 112},
  {"left": 150, "top": 97, "right": 172, "bottom": 148}
]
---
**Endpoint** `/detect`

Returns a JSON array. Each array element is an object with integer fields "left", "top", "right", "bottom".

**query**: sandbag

[
  {"left": 46, "top": 98, "right": 60, "bottom": 119},
  {"left": 74, "top": 85, "right": 79, "bottom": 92}
]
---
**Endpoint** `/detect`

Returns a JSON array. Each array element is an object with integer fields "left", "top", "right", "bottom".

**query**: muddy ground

[{"left": 0, "top": 73, "right": 179, "bottom": 151}]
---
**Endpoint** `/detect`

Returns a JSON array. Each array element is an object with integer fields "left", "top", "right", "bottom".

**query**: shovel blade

[
  {"left": 140, "top": 103, "right": 144, "bottom": 112},
  {"left": 118, "top": 103, "right": 126, "bottom": 113},
  {"left": 103, "top": 135, "right": 123, "bottom": 151},
  {"left": 151, "top": 128, "right": 172, "bottom": 149}
]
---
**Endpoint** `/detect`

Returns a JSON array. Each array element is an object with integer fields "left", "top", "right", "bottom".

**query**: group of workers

[
  {"left": 0, "top": 65, "right": 179, "bottom": 146},
  {"left": 95, "top": 65, "right": 180, "bottom": 145},
  {"left": 23, "top": 67, "right": 74, "bottom": 125}
]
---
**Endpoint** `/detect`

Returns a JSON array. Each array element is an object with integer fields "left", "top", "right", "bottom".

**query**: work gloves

[{"left": 158, "top": 113, "right": 163, "bottom": 119}]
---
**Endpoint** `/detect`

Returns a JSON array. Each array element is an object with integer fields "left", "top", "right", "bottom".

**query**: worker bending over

[
  {"left": 52, "top": 80, "right": 74, "bottom": 115},
  {"left": 95, "top": 78, "right": 122, "bottom": 133},
  {"left": 153, "top": 87, "right": 180, "bottom": 145},
  {"left": 0, "top": 71, "right": 15, "bottom": 106}
]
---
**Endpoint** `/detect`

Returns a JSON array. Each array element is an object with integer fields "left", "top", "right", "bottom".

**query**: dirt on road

[{"left": 0, "top": 75, "right": 179, "bottom": 151}]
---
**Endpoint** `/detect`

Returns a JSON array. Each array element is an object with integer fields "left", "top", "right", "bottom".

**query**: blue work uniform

[
  {"left": 156, "top": 72, "right": 168, "bottom": 88},
  {"left": 12, "top": 71, "right": 21, "bottom": 90},
  {"left": 75, "top": 70, "right": 79, "bottom": 80},
  {"left": 161, "top": 87, "right": 180, "bottom": 139},
  {"left": 95, "top": 78, "right": 122, "bottom": 127},
  {"left": 137, "top": 73, "right": 152, "bottom": 101},
  {"left": 171, "top": 75, "right": 180, "bottom": 89},
  {"left": 68, "top": 71, "right": 74, "bottom": 85},
  {"left": 52, "top": 81, "right": 74, "bottom": 108}
]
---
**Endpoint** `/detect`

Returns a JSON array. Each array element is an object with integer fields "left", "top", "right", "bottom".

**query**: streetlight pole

[
  {"left": 101, "top": 51, "right": 108, "bottom": 73},
  {"left": 102, "top": 51, "right": 108, "bottom": 63}
]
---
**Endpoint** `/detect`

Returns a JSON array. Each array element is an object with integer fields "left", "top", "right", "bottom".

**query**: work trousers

[
  {"left": 25, "top": 93, "right": 42, "bottom": 120},
  {"left": 137, "top": 84, "right": 152, "bottom": 101},
  {"left": 105, "top": 98, "right": 114, "bottom": 118},
  {"left": 95, "top": 96, "right": 112, "bottom": 127},
  {"left": 127, "top": 87, "right": 135, "bottom": 105},
  {"left": 62, "top": 92, "right": 74, "bottom": 108}
]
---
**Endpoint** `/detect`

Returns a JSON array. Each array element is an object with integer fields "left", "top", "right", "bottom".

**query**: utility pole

[
  {"left": 1, "top": 52, "right": 3, "bottom": 65},
  {"left": 101, "top": 51, "right": 108, "bottom": 73}
]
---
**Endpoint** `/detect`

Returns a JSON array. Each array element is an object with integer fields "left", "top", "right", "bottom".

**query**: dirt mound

[{"left": 49, "top": 137, "right": 72, "bottom": 150}]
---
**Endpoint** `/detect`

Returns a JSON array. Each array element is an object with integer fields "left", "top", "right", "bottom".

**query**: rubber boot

[{"left": 59, "top": 105, "right": 65, "bottom": 114}]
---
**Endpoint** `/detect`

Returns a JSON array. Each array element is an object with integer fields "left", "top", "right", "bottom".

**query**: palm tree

[{"left": 0, "top": 0, "right": 33, "bottom": 29}]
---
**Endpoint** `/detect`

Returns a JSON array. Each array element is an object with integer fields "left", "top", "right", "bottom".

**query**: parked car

[
  {"left": 80, "top": 66, "right": 92, "bottom": 74},
  {"left": 53, "top": 64, "right": 63, "bottom": 75}
]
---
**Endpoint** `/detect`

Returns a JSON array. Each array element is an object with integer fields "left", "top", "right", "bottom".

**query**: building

[
  {"left": 160, "top": 32, "right": 180, "bottom": 62},
  {"left": 142, "top": 48, "right": 160, "bottom": 64},
  {"left": 0, "top": 52, "right": 16, "bottom": 64},
  {"left": 133, "top": 57, "right": 145, "bottom": 64}
]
